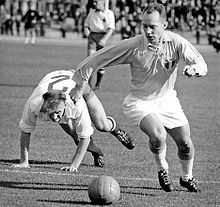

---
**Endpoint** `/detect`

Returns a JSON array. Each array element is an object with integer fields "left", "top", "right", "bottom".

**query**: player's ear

[{"left": 163, "top": 21, "right": 168, "bottom": 29}]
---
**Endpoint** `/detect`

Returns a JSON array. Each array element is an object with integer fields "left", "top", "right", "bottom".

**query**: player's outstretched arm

[
  {"left": 61, "top": 137, "right": 90, "bottom": 172},
  {"left": 11, "top": 131, "right": 31, "bottom": 168},
  {"left": 70, "top": 70, "right": 88, "bottom": 103}
]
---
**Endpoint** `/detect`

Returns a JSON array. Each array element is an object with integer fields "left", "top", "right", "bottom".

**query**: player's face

[
  {"left": 142, "top": 11, "right": 167, "bottom": 45},
  {"left": 47, "top": 101, "right": 65, "bottom": 123},
  {"left": 94, "top": 0, "right": 105, "bottom": 11}
]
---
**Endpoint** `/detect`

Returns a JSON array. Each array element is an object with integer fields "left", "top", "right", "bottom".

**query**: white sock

[
  {"left": 25, "top": 37, "right": 29, "bottom": 44},
  {"left": 107, "top": 116, "right": 116, "bottom": 131},
  {"left": 180, "top": 158, "right": 194, "bottom": 181},
  {"left": 152, "top": 145, "right": 169, "bottom": 172},
  {"left": 31, "top": 37, "right": 36, "bottom": 44}
]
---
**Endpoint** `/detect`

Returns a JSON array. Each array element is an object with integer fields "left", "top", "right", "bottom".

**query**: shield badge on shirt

[{"left": 163, "top": 58, "right": 176, "bottom": 71}]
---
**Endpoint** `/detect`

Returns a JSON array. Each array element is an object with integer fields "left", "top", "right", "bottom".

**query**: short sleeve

[{"left": 19, "top": 101, "right": 38, "bottom": 133}]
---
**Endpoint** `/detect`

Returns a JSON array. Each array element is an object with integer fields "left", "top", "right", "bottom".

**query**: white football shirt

[
  {"left": 85, "top": 8, "right": 115, "bottom": 32},
  {"left": 76, "top": 31, "right": 208, "bottom": 100},
  {"left": 19, "top": 70, "right": 93, "bottom": 139}
]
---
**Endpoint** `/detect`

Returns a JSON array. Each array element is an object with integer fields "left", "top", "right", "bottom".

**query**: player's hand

[
  {"left": 69, "top": 84, "right": 84, "bottom": 104},
  {"left": 61, "top": 166, "right": 78, "bottom": 172},
  {"left": 70, "top": 71, "right": 88, "bottom": 103},
  {"left": 99, "top": 40, "right": 106, "bottom": 48},
  {"left": 183, "top": 66, "right": 196, "bottom": 77},
  {"left": 11, "top": 163, "right": 30, "bottom": 168}
]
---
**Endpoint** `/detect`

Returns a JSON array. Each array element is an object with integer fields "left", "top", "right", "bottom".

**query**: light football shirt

[
  {"left": 76, "top": 31, "right": 207, "bottom": 100},
  {"left": 19, "top": 70, "right": 93, "bottom": 138},
  {"left": 85, "top": 9, "right": 115, "bottom": 32}
]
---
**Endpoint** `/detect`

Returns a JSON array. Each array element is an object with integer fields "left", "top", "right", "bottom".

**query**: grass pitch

[{"left": 0, "top": 37, "right": 219, "bottom": 207}]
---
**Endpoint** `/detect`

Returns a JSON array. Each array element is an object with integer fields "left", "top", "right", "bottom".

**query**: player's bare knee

[
  {"left": 149, "top": 135, "right": 166, "bottom": 154},
  {"left": 178, "top": 141, "right": 195, "bottom": 160},
  {"left": 149, "top": 140, "right": 166, "bottom": 154}
]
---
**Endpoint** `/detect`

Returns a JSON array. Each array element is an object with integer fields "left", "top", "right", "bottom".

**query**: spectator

[
  {"left": 59, "top": 9, "right": 67, "bottom": 38},
  {"left": 212, "top": 31, "right": 220, "bottom": 52},
  {"left": 38, "top": 11, "right": 46, "bottom": 37},
  {"left": 0, "top": 5, "right": 7, "bottom": 34},
  {"left": 84, "top": 0, "right": 115, "bottom": 90},
  {"left": 23, "top": 1, "right": 39, "bottom": 44},
  {"left": 72, "top": 0, "right": 81, "bottom": 35},
  {"left": 14, "top": 9, "right": 22, "bottom": 36},
  {"left": 120, "top": 14, "right": 132, "bottom": 39},
  {"left": 4, "top": 9, "right": 13, "bottom": 35}
]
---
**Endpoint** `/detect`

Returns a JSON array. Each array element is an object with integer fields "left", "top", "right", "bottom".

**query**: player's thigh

[
  {"left": 86, "top": 94, "right": 111, "bottom": 131},
  {"left": 140, "top": 114, "right": 167, "bottom": 142},
  {"left": 123, "top": 94, "right": 166, "bottom": 140},
  {"left": 166, "top": 123, "right": 192, "bottom": 146}
]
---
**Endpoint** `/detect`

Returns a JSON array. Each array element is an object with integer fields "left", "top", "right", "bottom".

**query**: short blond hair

[
  {"left": 143, "top": 3, "right": 167, "bottom": 20},
  {"left": 40, "top": 90, "right": 66, "bottom": 112}
]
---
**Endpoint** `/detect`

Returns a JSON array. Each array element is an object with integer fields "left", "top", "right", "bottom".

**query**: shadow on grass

[
  {"left": 120, "top": 185, "right": 185, "bottom": 194},
  {"left": 38, "top": 199, "right": 94, "bottom": 205},
  {"left": 0, "top": 159, "right": 95, "bottom": 168},
  {"left": 0, "top": 180, "right": 88, "bottom": 191},
  {"left": 0, "top": 159, "right": 69, "bottom": 165},
  {"left": 0, "top": 182, "right": 93, "bottom": 205},
  {"left": 120, "top": 185, "right": 159, "bottom": 196}
]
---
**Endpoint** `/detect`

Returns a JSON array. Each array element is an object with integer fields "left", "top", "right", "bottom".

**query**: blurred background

[{"left": 0, "top": 0, "right": 220, "bottom": 52}]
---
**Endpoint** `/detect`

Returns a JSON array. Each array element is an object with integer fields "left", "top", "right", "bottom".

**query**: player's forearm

[
  {"left": 20, "top": 130, "right": 31, "bottom": 164},
  {"left": 84, "top": 27, "right": 90, "bottom": 37},
  {"left": 69, "top": 137, "right": 90, "bottom": 169},
  {"left": 189, "top": 58, "right": 208, "bottom": 77},
  {"left": 103, "top": 28, "right": 114, "bottom": 42},
  {"left": 180, "top": 39, "right": 208, "bottom": 76}
]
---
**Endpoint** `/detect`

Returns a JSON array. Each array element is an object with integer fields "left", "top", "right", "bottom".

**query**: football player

[
  {"left": 69, "top": 3, "right": 207, "bottom": 191},
  {"left": 12, "top": 69, "right": 135, "bottom": 171}
]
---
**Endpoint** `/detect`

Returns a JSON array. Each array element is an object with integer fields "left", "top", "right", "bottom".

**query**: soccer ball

[{"left": 88, "top": 175, "right": 120, "bottom": 204}]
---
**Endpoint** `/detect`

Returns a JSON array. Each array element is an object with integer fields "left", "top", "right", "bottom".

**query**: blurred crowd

[{"left": 0, "top": 0, "right": 219, "bottom": 51}]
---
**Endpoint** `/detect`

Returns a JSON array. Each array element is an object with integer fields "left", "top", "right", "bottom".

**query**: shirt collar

[
  {"left": 146, "top": 31, "right": 171, "bottom": 53},
  {"left": 95, "top": 8, "right": 105, "bottom": 12}
]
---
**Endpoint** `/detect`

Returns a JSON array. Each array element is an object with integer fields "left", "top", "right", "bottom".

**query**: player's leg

[
  {"left": 93, "top": 38, "right": 105, "bottom": 90},
  {"left": 123, "top": 94, "right": 173, "bottom": 192},
  {"left": 84, "top": 88, "right": 135, "bottom": 150},
  {"left": 161, "top": 90, "right": 200, "bottom": 192},
  {"left": 31, "top": 27, "right": 36, "bottom": 44},
  {"left": 87, "top": 34, "right": 97, "bottom": 88},
  {"left": 167, "top": 124, "right": 200, "bottom": 192},
  {"left": 93, "top": 68, "right": 105, "bottom": 90},
  {"left": 140, "top": 114, "right": 174, "bottom": 192},
  {"left": 59, "top": 121, "right": 105, "bottom": 167},
  {"left": 24, "top": 28, "right": 30, "bottom": 44}
]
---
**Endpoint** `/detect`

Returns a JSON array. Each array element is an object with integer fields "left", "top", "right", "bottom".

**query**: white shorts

[{"left": 122, "top": 90, "right": 188, "bottom": 129}]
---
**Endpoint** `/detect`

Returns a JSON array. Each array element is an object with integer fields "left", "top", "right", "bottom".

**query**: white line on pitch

[{"left": 0, "top": 168, "right": 220, "bottom": 184}]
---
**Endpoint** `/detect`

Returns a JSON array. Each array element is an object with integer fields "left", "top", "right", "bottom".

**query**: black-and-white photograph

[{"left": 0, "top": 0, "right": 219, "bottom": 206}]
